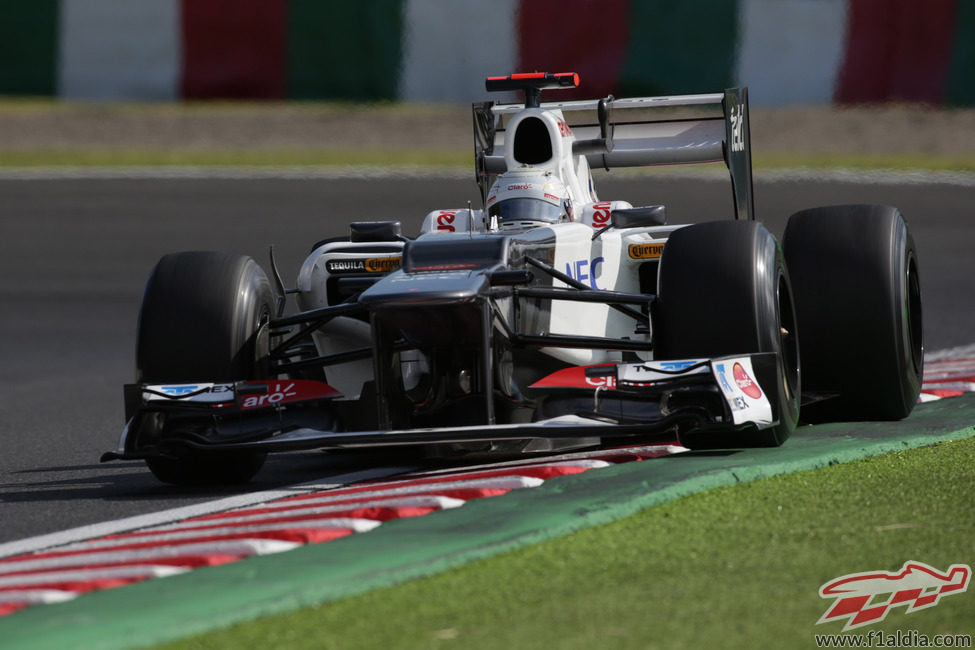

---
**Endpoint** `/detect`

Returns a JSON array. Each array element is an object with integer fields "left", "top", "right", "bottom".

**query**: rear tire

[
  {"left": 654, "top": 221, "right": 800, "bottom": 447},
  {"left": 137, "top": 251, "right": 272, "bottom": 484},
  {"left": 783, "top": 204, "right": 922, "bottom": 421}
]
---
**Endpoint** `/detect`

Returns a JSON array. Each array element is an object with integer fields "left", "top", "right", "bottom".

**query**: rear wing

[{"left": 473, "top": 87, "right": 754, "bottom": 220}]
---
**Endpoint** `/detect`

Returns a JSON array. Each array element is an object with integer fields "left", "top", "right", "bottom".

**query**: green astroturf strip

[
  {"left": 1, "top": 394, "right": 973, "bottom": 650},
  {"left": 163, "top": 437, "right": 975, "bottom": 650},
  {"left": 2, "top": 150, "right": 975, "bottom": 173}
]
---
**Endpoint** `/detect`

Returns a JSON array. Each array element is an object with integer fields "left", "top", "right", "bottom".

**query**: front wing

[{"left": 103, "top": 353, "right": 781, "bottom": 461}]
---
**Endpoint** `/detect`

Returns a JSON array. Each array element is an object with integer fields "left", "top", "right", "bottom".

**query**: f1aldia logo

[{"left": 817, "top": 561, "right": 971, "bottom": 631}]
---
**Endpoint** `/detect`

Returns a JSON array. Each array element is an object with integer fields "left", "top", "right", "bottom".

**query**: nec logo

[{"left": 564, "top": 257, "right": 604, "bottom": 290}]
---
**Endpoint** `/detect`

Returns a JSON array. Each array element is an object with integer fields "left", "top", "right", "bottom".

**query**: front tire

[
  {"left": 137, "top": 251, "right": 273, "bottom": 484},
  {"left": 654, "top": 221, "right": 800, "bottom": 447}
]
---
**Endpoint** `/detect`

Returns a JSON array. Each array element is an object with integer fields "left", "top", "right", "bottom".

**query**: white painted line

[
  {"left": 0, "top": 589, "right": 78, "bottom": 606},
  {"left": 59, "top": 518, "right": 381, "bottom": 552},
  {"left": 0, "top": 540, "right": 299, "bottom": 576},
  {"left": 0, "top": 466, "right": 411, "bottom": 560},
  {"left": 409, "top": 459, "right": 612, "bottom": 479},
  {"left": 921, "top": 381, "right": 975, "bottom": 393},
  {"left": 148, "top": 496, "right": 466, "bottom": 531},
  {"left": 926, "top": 344, "right": 975, "bottom": 361},
  {"left": 0, "top": 565, "right": 188, "bottom": 589},
  {"left": 0, "top": 166, "right": 471, "bottom": 181},
  {"left": 233, "top": 476, "right": 545, "bottom": 512},
  {"left": 0, "top": 166, "right": 973, "bottom": 187}
]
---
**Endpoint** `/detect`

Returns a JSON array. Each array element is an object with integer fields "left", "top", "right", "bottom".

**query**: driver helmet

[{"left": 485, "top": 171, "right": 573, "bottom": 230}]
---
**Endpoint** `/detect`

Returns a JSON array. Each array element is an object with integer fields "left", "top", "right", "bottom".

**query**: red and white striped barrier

[
  {"left": 920, "top": 352, "right": 975, "bottom": 401},
  {"left": 0, "top": 446, "right": 682, "bottom": 617}
]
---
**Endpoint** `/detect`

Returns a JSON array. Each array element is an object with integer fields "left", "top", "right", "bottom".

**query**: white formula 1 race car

[{"left": 104, "top": 72, "right": 923, "bottom": 484}]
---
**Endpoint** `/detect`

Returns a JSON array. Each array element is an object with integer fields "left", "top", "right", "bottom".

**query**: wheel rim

[
  {"left": 906, "top": 252, "right": 923, "bottom": 375},
  {"left": 778, "top": 272, "right": 800, "bottom": 403}
]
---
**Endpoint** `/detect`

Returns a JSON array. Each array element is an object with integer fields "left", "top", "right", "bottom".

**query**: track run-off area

[{"left": 1, "top": 171, "right": 973, "bottom": 647}]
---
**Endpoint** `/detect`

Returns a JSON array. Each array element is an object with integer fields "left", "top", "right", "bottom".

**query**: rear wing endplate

[{"left": 473, "top": 87, "right": 754, "bottom": 220}]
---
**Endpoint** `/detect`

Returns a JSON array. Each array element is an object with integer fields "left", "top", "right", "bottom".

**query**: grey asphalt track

[{"left": 1, "top": 174, "right": 972, "bottom": 544}]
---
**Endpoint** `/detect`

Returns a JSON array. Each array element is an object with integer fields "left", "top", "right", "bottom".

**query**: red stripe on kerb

[
  {"left": 293, "top": 464, "right": 590, "bottom": 495},
  {"left": 517, "top": 0, "right": 629, "bottom": 99},
  {"left": 111, "top": 507, "right": 436, "bottom": 540},
  {"left": 0, "top": 556, "right": 239, "bottom": 578},
  {"left": 180, "top": 0, "right": 286, "bottom": 99},
  {"left": 187, "top": 486, "right": 521, "bottom": 522},
  {"left": 0, "top": 450, "right": 691, "bottom": 618},
  {"left": 836, "top": 0, "right": 958, "bottom": 103}
]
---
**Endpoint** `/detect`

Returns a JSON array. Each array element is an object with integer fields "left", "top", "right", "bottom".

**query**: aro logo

[{"left": 240, "top": 381, "right": 299, "bottom": 410}]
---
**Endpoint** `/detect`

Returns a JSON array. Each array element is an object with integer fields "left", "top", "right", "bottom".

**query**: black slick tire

[
  {"left": 137, "top": 251, "right": 272, "bottom": 485},
  {"left": 654, "top": 220, "right": 800, "bottom": 447},
  {"left": 782, "top": 204, "right": 922, "bottom": 421}
]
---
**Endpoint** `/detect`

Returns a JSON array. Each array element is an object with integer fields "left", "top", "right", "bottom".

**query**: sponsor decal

[
  {"left": 326, "top": 257, "right": 401, "bottom": 274},
  {"left": 817, "top": 561, "right": 971, "bottom": 631},
  {"left": 564, "top": 257, "right": 604, "bottom": 290},
  {"left": 557, "top": 119, "right": 573, "bottom": 138},
  {"left": 628, "top": 243, "right": 665, "bottom": 260},
  {"left": 544, "top": 192, "right": 559, "bottom": 202},
  {"left": 730, "top": 100, "right": 746, "bottom": 153},
  {"left": 365, "top": 257, "right": 402, "bottom": 273},
  {"left": 714, "top": 363, "right": 735, "bottom": 395},
  {"left": 507, "top": 183, "right": 533, "bottom": 191},
  {"left": 733, "top": 362, "right": 762, "bottom": 399},
  {"left": 618, "top": 360, "right": 709, "bottom": 385},
  {"left": 239, "top": 380, "right": 340, "bottom": 410},
  {"left": 657, "top": 360, "right": 697, "bottom": 371},
  {"left": 145, "top": 383, "right": 233, "bottom": 404},
  {"left": 712, "top": 358, "right": 773, "bottom": 425},
  {"left": 591, "top": 202, "right": 611, "bottom": 226},
  {"left": 530, "top": 364, "right": 616, "bottom": 389},
  {"left": 436, "top": 210, "right": 458, "bottom": 232},
  {"left": 158, "top": 385, "right": 200, "bottom": 396}
]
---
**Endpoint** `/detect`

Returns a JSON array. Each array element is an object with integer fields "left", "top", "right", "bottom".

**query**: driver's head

[{"left": 486, "top": 171, "right": 572, "bottom": 230}]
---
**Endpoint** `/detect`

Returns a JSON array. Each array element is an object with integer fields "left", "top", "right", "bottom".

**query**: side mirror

[
  {"left": 611, "top": 205, "right": 667, "bottom": 228},
  {"left": 572, "top": 97, "right": 615, "bottom": 156},
  {"left": 350, "top": 221, "right": 403, "bottom": 242}
]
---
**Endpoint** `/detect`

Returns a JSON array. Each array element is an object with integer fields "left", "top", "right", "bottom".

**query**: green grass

[
  {"left": 753, "top": 152, "right": 975, "bottom": 173},
  {"left": 159, "top": 437, "right": 975, "bottom": 650},
  {"left": 0, "top": 148, "right": 470, "bottom": 168},
  {"left": 2, "top": 148, "right": 974, "bottom": 173}
]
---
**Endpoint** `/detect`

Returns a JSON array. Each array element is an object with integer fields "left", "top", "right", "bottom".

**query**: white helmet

[{"left": 485, "top": 171, "right": 572, "bottom": 230}]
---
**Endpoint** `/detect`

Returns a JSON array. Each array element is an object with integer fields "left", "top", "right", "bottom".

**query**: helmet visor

[{"left": 488, "top": 198, "right": 563, "bottom": 224}]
